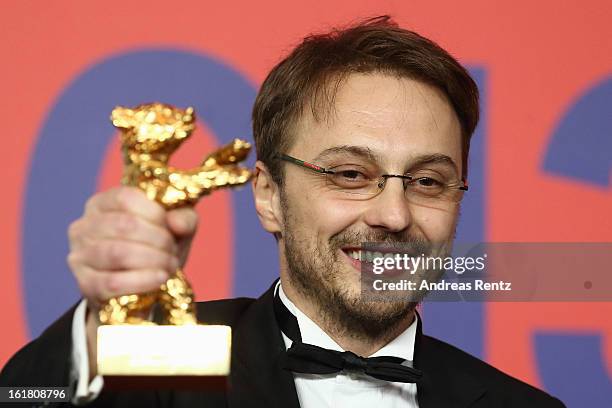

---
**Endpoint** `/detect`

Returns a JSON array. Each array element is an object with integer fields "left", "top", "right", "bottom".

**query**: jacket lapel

[
  {"left": 228, "top": 283, "right": 301, "bottom": 408},
  {"left": 414, "top": 315, "right": 486, "bottom": 408},
  {"left": 226, "top": 283, "right": 487, "bottom": 408}
]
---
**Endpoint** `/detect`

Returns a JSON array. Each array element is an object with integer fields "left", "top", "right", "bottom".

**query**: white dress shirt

[
  {"left": 70, "top": 282, "right": 419, "bottom": 407},
  {"left": 276, "top": 282, "right": 419, "bottom": 408},
  {"left": 71, "top": 299, "right": 104, "bottom": 405}
]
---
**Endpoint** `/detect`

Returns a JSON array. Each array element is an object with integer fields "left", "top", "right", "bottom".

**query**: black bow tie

[{"left": 273, "top": 287, "right": 423, "bottom": 384}]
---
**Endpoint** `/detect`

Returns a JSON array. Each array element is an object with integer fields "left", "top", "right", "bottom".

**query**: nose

[{"left": 362, "top": 177, "right": 413, "bottom": 233}]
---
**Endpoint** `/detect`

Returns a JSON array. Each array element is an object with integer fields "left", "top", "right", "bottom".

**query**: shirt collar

[{"left": 276, "top": 280, "right": 417, "bottom": 361}]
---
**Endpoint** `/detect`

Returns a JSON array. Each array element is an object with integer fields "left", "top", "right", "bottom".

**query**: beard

[{"left": 281, "top": 197, "right": 450, "bottom": 342}]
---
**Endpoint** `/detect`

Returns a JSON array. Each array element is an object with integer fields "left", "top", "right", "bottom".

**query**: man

[{"left": 1, "top": 16, "right": 565, "bottom": 407}]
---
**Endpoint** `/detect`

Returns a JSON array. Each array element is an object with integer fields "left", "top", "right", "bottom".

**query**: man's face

[{"left": 277, "top": 73, "right": 463, "bottom": 336}]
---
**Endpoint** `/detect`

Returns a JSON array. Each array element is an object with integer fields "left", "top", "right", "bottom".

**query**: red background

[{"left": 1, "top": 0, "right": 611, "bottom": 396}]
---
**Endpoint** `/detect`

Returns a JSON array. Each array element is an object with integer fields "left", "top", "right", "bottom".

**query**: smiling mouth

[
  {"left": 342, "top": 246, "right": 419, "bottom": 261},
  {"left": 340, "top": 246, "right": 416, "bottom": 277}
]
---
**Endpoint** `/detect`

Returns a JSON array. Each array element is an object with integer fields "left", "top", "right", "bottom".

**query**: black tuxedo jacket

[{"left": 1, "top": 282, "right": 565, "bottom": 407}]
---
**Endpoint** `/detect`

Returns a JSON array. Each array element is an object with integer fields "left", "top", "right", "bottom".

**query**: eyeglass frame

[{"left": 276, "top": 153, "right": 468, "bottom": 199}]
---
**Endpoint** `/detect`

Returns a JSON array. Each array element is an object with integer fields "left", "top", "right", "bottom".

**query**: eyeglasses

[{"left": 278, "top": 154, "right": 468, "bottom": 209}]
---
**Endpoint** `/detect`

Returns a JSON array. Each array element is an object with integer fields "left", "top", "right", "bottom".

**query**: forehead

[{"left": 290, "top": 73, "right": 462, "bottom": 172}]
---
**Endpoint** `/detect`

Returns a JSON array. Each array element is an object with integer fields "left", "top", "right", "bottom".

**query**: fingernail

[{"left": 158, "top": 271, "right": 168, "bottom": 283}]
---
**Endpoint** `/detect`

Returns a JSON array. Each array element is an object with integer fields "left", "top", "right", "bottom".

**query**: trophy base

[{"left": 98, "top": 324, "right": 231, "bottom": 389}]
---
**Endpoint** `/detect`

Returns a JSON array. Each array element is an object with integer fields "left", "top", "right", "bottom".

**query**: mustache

[{"left": 329, "top": 229, "right": 435, "bottom": 255}]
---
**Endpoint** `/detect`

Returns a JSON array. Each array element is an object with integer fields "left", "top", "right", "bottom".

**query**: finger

[
  {"left": 84, "top": 186, "right": 166, "bottom": 226},
  {"left": 70, "top": 212, "right": 178, "bottom": 254},
  {"left": 166, "top": 207, "right": 198, "bottom": 238},
  {"left": 76, "top": 266, "right": 169, "bottom": 302},
  {"left": 72, "top": 240, "right": 179, "bottom": 272}
]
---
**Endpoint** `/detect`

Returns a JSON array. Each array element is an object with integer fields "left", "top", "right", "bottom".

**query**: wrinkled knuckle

[
  {"left": 115, "top": 187, "right": 136, "bottom": 211},
  {"left": 87, "top": 241, "right": 103, "bottom": 261},
  {"left": 66, "top": 252, "right": 82, "bottom": 270},
  {"left": 105, "top": 242, "right": 126, "bottom": 266},
  {"left": 67, "top": 219, "right": 83, "bottom": 241},
  {"left": 105, "top": 273, "right": 124, "bottom": 294},
  {"left": 84, "top": 195, "right": 98, "bottom": 213},
  {"left": 114, "top": 213, "right": 137, "bottom": 237}
]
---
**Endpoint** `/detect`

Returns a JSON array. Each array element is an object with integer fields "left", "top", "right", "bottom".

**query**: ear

[{"left": 252, "top": 160, "right": 283, "bottom": 236}]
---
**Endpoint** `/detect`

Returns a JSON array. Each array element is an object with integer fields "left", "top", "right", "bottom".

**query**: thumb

[
  {"left": 166, "top": 207, "right": 198, "bottom": 238},
  {"left": 166, "top": 208, "right": 198, "bottom": 268}
]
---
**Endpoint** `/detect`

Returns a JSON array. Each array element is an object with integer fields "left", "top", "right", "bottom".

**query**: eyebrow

[
  {"left": 313, "top": 145, "right": 381, "bottom": 163},
  {"left": 312, "top": 146, "right": 460, "bottom": 175},
  {"left": 408, "top": 153, "right": 460, "bottom": 174}
]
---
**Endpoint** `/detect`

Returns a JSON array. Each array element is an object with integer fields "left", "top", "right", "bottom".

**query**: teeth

[
  {"left": 346, "top": 250, "right": 406, "bottom": 262},
  {"left": 346, "top": 250, "right": 360, "bottom": 260}
]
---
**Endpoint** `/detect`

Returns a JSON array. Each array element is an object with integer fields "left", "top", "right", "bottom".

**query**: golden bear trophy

[{"left": 96, "top": 102, "right": 251, "bottom": 388}]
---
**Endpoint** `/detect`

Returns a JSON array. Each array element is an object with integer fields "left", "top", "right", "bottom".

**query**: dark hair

[{"left": 252, "top": 16, "right": 479, "bottom": 184}]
